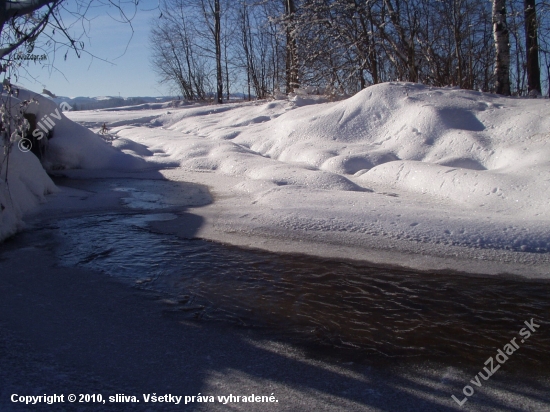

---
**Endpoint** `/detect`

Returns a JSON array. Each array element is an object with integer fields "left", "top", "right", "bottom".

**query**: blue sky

[{"left": 16, "top": 0, "right": 165, "bottom": 98}]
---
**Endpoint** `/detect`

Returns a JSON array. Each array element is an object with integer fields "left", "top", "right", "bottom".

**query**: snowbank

[
  {"left": 0, "top": 149, "right": 57, "bottom": 241},
  {"left": 64, "top": 83, "right": 550, "bottom": 274},
  {"left": 13, "top": 88, "right": 147, "bottom": 170},
  {"left": 0, "top": 87, "right": 151, "bottom": 242}
]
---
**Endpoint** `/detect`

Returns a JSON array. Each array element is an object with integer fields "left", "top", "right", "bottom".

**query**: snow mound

[
  {"left": 15, "top": 88, "right": 147, "bottom": 170},
  {"left": 0, "top": 149, "right": 57, "bottom": 241},
  {"left": 106, "top": 82, "right": 550, "bottom": 218},
  {"left": 0, "top": 87, "right": 152, "bottom": 242},
  {"left": 61, "top": 82, "right": 550, "bottom": 266},
  {"left": 360, "top": 160, "right": 547, "bottom": 218},
  {"left": 221, "top": 83, "right": 550, "bottom": 216},
  {"left": 233, "top": 82, "right": 544, "bottom": 170}
]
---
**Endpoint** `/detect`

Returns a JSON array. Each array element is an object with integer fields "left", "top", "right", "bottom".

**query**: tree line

[{"left": 148, "top": 0, "right": 550, "bottom": 101}]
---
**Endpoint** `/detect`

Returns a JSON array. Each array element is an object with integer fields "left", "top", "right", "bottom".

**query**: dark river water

[{"left": 21, "top": 178, "right": 550, "bottom": 373}]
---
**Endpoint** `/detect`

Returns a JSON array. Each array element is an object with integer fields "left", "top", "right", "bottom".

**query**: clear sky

[{"left": 16, "top": 0, "right": 165, "bottom": 98}]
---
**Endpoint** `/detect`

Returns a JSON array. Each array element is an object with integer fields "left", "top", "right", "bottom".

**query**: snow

[
  {"left": 3, "top": 82, "right": 550, "bottom": 276},
  {"left": 0, "top": 149, "right": 57, "bottom": 241},
  {"left": 0, "top": 87, "right": 149, "bottom": 241}
]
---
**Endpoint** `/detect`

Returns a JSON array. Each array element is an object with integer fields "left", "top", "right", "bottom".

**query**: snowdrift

[
  {"left": 78, "top": 82, "right": 550, "bottom": 260},
  {"left": 13, "top": 88, "right": 147, "bottom": 170},
  {"left": 0, "top": 87, "right": 149, "bottom": 242},
  {"left": 0, "top": 149, "right": 57, "bottom": 241}
]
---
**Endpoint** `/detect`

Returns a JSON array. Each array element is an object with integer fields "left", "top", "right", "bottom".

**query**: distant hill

[
  {"left": 49, "top": 93, "right": 252, "bottom": 111},
  {"left": 50, "top": 95, "right": 176, "bottom": 111}
]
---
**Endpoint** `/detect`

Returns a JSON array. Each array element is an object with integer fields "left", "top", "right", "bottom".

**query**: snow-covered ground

[{"left": 2, "top": 82, "right": 550, "bottom": 276}]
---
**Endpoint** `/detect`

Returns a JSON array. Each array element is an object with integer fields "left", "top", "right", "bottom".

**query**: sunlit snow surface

[{"left": 7, "top": 82, "right": 550, "bottom": 274}]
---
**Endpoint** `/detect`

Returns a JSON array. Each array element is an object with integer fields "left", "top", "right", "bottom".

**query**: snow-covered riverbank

[{"left": 3, "top": 82, "right": 550, "bottom": 277}]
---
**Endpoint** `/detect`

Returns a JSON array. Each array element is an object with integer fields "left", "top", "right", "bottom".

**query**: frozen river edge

[{"left": 37, "top": 168, "right": 550, "bottom": 280}]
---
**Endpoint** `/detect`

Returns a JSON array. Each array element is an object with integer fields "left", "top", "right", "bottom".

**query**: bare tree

[
  {"left": 239, "top": 1, "right": 267, "bottom": 99},
  {"left": 1, "top": 0, "right": 138, "bottom": 74},
  {"left": 284, "top": 0, "right": 298, "bottom": 93},
  {"left": 507, "top": 0, "right": 527, "bottom": 94},
  {"left": 524, "top": 0, "right": 541, "bottom": 95},
  {"left": 214, "top": 0, "right": 223, "bottom": 103},
  {"left": 376, "top": 0, "right": 420, "bottom": 82},
  {"left": 150, "top": 0, "right": 236, "bottom": 102},
  {"left": 150, "top": 0, "right": 210, "bottom": 100},
  {"left": 195, "top": 0, "right": 224, "bottom": 103},
  {"left": 1, "top": 0, "right": 139, "bottom": 203},
  {"left": 148, "top": 0, "right": 546, "bottom": 99},
  {"left": 493, "top": 0, "right": 511, "bottom": 95}
]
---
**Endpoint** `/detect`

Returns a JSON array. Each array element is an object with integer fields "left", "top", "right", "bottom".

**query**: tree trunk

[
  {"left": 492, "top": 0, "right": 510, "bottom": 95},
  {"left": 214, "top": 0, "right": 223, "bottom": 104},
  {"left": 224, "top": 32, "right": 230, "bottom": 102},
  {"left": 285, "top": 0, "right": 298, "bottom": 93},
  {"left": 241, "top": 4, "right": 252, "bottom": 100},
  {"left": 524, "top": 0, "right": 541, "bottom": 95}
]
